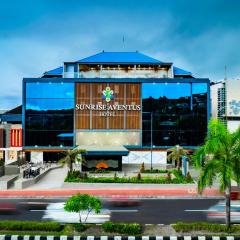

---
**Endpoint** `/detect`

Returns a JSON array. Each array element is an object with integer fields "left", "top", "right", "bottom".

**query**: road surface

[{"left": 0, "top": 198, "right": 221, "bottom": 224}]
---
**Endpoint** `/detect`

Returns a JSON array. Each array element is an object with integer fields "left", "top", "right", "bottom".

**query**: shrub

[
  {"left": 141, "top": 169, "right": 168, "bottom": 173},
  {"left": 172, "top": 222, "right": 240, "bottom": 233},
  {"left": 0, "top": 221, "right": 62, "bottom": 231},
  {"left": 73, "top": 223, "right": 89, "bottom": 232},
  {"left": 186, "top": 171, "right": 192, "bottom": 181},
  {"left": 166, "top": 172, "right": 172, "bottom": 181},
  {"left": 65, "top": 170, "right": 81, "bottom": 180},
  {"left": 102, "top": 221, "right": 142, "bottom": 235},
  {"left": 65, "top": 175, "right": 193, "bottom": 184},
  {"left": 137, "top": 172, "right": 141, "bottom": 180},
  {"left": 140, "top": 162, "right": 145, "bottom": 173}
]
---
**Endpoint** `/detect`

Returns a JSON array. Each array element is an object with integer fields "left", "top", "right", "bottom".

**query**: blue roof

[
  {"left": 77, "top": 51, "right": 164, "bottom": 64},
  {"left": 44, "top": 66, "right": 63, "bottom": 75},
  {"left": 42, "top": 52, "right": 192, "bottom": 77},
  {"left": 173, "top": 66, "right": 192, "bottom": 76}
]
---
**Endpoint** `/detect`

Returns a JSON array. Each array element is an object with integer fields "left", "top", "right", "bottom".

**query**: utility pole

[{"left": 224, "top": 65, "right": 228, "bottom": 128}]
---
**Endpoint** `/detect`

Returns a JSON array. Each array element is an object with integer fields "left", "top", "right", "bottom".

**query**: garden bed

[
  {"left": 1, "top": 221, "right": 240, "bottom": 236},
  {"left": 172, "top": 222, "right": 240, "bottom": 234},
  {"left": 65, "top": 169, "right": 194, "bottom": 184}
]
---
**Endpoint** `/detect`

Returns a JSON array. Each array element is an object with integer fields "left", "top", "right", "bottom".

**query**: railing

[{"left": 63, "top": 69, "right": 171, "bottom": 78}]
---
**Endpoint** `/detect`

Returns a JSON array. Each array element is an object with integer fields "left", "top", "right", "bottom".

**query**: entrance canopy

[{"left": 75, "top": 145, "right": 129, "bottom": 156}]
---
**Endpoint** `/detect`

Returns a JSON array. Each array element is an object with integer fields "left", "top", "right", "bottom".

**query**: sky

[{"left": 0, "top": 0, "right": 240, "bottom": 109}]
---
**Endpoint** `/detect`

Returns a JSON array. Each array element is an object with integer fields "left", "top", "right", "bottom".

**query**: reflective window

[
  {"left": 26, "top": 99, "right": 74, "bottom": 111},
  {"left": 142, "top": 83, "right": 208, "bottom": 147},
  {"left": 26, "top": 83, "right": 74, "bottom": 99},
  {"left": 24, "top": 82, "right": 74, "bottom": 147}
]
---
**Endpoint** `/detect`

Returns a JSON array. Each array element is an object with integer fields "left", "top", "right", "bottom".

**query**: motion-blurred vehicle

[
  {"left": 0, "top": 202, "right": 18, "bottom": 214},
  {"left": 108, "top": 196, "right": 141, "bottom": 207},
  {"left": 19, "top": 201, "right": 49, "bottom": 210},
  {"left": 42, "top": 202, "right": 111, "bottom": 223},
  {"left": 207, "top": 200, "right": 240, "bottom": 223}
]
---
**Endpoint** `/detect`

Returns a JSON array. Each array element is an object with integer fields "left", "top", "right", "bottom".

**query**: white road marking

[
  {"left": 30, "top": 210, "right": 46, "bottom": 211},
  {"left": 110, "top": 209, "right": 138, "bottom": 212},
  {"left": 184, "top": 209, "right": 211, "bottom": 212}
]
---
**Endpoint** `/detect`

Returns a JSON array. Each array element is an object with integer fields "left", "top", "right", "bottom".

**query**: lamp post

[{"left": 150, "top": 112, "right": 153, "bottom": 170}]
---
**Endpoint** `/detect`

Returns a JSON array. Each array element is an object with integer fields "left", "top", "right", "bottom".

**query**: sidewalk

[{"left": 0, "top": 186, "right": 222, "bottom": 198}]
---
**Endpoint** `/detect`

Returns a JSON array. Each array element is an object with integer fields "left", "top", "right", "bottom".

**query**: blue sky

[{"left": 0, "top": 0, "right": 240, "bottom": 109}]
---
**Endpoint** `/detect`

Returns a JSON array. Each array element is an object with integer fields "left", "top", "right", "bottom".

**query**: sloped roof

[
  {"left": 5, "top": 105, "right": 22, "bottom": 114},
  {"left": 43, "top": 51, "right": 192, "bottom": 77},
  {"left": 44, "top": 66, "right": 63, "bottom": 76},
  {"left": 173, "top": 66, "right": 192, "bottom": 76},
  {"left": 77, "top": 51, "right": 165, "bottom": 64}
]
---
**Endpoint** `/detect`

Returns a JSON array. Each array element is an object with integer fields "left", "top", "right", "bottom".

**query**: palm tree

[
  {"left": 167, "top": 145, "right": 188, "bottom": 170},
  {"left": 193, "top": 119, "right": 240, "bottom": 229},
  {"left": 60, "top": 149, "right": 86, "bottom": 172}
]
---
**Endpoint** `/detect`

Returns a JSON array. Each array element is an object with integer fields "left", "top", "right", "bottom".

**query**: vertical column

[{"left": 19, "top": 129, "right": 22, "bottom": 147}]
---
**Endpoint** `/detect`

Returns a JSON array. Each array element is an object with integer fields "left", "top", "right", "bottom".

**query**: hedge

[
  {"left": 102, "top": 221, "right": 142, "bottom": 235},
  {"left": 65, "top": 170, "right": 193, "bottom": 184},
  {"left": 0, "top": 221, "right": 62, "bottom": 231},
  {"left": 141, "top": 169, "right": 168, "bottom": 173},
  {"left": 65, "top": 176, "right": 193, "bottom": 183},
  {"left": 172, "top": 222, "right": 240, "bottom": 233}
]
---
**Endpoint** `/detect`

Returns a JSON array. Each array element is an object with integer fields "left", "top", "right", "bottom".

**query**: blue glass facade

[
  {"left": 24, "top": 82, "right": 74, "bottom": 147},
  {"left": 142, "top": 82, "right": 208, "bottom": 147},
  {"left": 23, "top": 79, "right": 209, "bottom": 149}
]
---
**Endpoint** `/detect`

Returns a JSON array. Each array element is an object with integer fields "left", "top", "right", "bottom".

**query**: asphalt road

[{"left": 0, "top": 198, "right": 221, "bottom": 224}]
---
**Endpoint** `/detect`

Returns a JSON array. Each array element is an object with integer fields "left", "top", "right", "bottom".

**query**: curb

[{"left": 0, "top": 235, "right": 237, "bottom": 240}]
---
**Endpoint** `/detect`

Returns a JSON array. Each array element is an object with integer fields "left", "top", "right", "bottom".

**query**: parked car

[{"left": 42, "top": 202, "right": 111, "bottom": 223}]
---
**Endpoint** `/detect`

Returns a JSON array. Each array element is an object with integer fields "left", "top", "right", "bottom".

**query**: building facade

[
  {"left": 0, "top": 105, "right": 23, "bottom": 165},
  {"left": 211, "top": 78, "right": 240, "bottom": 132},
  {"left": 23, "top": 51, "right": 210, "bottom": 170}
]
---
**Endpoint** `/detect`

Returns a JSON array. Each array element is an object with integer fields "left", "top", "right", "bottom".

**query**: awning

[{"left": 75, "top": 145, "right": 129, "bottom": 156}]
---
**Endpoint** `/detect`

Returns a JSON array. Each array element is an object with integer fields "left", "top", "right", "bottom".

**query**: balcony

[{"left": 63, "top": 69, "right": 172, "bottom": 79}]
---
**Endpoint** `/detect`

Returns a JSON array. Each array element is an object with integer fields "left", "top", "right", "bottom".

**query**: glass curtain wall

[
  {"left": 142, "top": 82, "right": 208, "bottom": 147},
  {"left": 24, "top": 82, "right": 74, "bottom": 146}
]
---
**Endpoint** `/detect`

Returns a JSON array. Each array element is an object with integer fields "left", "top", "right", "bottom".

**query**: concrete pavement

[{"left": 0, "top": 186, "right": 222, "bottom": 198}]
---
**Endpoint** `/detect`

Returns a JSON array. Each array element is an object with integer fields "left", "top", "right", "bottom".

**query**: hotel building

[{"left": 23, "top": 51, "right": 210, "bottom": 170}]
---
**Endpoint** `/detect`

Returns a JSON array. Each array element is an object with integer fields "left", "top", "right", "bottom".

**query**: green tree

[
  {"left": 167, "top": 145, "right": 188, "bottom": 170},
  {"left": 64, "top": 194, "right": 102, "bottom": 223},
  {"left": 193, "top": 119, "right": 240, "bottom": 228},
  {"left": 60, "top": 149, "right": 86, "bottom": 172}
]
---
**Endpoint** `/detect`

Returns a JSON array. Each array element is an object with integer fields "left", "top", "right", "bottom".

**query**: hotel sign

[{"left": 75, "top": 86, "right": 141, "bottom": 116}]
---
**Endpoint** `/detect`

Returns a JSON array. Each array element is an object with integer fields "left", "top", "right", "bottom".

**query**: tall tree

[
  {"left": 194, "top": 119, "right": 240, "bottom": 228},
  {"left": 167, "top": 145, "right": 188, "bottom": 170},
  {"left": 60, "top": 149, "right": 86, "bottom": 172}
]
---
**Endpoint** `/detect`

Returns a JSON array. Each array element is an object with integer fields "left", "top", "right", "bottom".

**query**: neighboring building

[
  {"left": 211, "top": 78, "right": 240, "bottom": 132},
  {"left": 23, "top": 51, "right": 210, "bottom": 170},
  {"left": 0, "top": 105, "right": 23, "bottom": 164}
]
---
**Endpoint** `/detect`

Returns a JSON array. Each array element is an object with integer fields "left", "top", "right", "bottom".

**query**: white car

[
  {"left": 42, "top": 202, "right": 111, "bottom": 223},
  {"left": 207, "top": 200, "right": 240, "bottom": 223}
]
